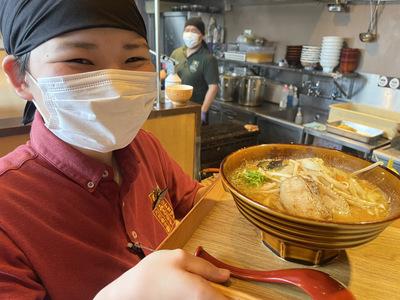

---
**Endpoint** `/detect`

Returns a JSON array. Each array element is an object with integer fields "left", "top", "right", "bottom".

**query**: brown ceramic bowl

[
  {"left": 220, "top": 144, "right": 400, "bottom": 265},
  {"left": 286, "top": 54, "right": 301, "bottom": 58},
  {"left": 340, "top": 58, "right": 359, "bottom": 62},
  {"left": 340, "top": 61, "right": 359, "bottom": 73},
  {"left": 340, "top": 48, "right": 360, "bottom": 60},
  {"left": 166, "top": 84, "right": 193, "bottom": 106},
  {"left": 286, "top": 56, "right": 301, "bottom": 60},
  {"left": 340, "top": 55, "right": 360, "bottom": 60},
  {"left": 341, "top": 48, "right": 360, "bottom": 52},
  {"left": 287, "top": 45, "right": 303, "bottom": 49},
  {"left": 341, "top": 53, "right": 359, "bottom": 57},
  {"left": 286, "top": 52, "right": 302, "bottom": 56}
]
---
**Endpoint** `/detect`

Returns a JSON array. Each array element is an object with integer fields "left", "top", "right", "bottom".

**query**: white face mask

[
  {"left": 28, "top": 69, "right": 157, "bottom": 153},
  {"left": 183, "top": 31, "right": 201, "bottom": 49}
]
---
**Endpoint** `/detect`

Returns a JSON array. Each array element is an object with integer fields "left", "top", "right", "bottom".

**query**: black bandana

[
  {"left": 185, "top": 17, "right": 205, "bottom": 36},
  {"left": 0, "top": 0, "right": 147, "bottom": 57},
  {"left": 1, "top": 0, "right": 147, "bottom": 124}
]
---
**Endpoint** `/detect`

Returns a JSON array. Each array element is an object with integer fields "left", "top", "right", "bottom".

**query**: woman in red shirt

[{"left": 0, "top": 1, "right": 229, "bottom": 299}]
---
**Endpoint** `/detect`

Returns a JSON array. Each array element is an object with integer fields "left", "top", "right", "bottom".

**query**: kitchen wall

[
  {"left": 225, "top": 3, "right": 400, "bottom": 76},
  {"left": 224, "top": 2, "right": 400, "bottom": 111},
  {"left": 353, "top": 72, "right": 400, "bottom": 112}
]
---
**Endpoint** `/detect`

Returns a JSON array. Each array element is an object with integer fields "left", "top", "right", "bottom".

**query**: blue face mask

[{"left": 183, "top": 32, "right": 201, "bottom": 49}]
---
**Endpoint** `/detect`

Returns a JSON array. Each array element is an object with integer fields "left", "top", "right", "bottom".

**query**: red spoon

[{"left": 195, "top": 246, "right": 355, "bottom": 300}]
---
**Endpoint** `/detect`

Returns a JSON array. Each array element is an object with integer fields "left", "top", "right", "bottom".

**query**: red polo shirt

[{"left": 0, "top": 114, "right": 201, "bottom": 300}]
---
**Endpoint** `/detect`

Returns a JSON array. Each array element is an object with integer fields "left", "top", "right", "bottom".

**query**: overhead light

[{"left": 328, "top": 0, "right": 349, "bottom": 12}]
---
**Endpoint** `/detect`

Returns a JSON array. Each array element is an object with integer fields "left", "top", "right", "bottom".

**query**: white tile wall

[
  {"left": 224, "top": 3, "right": 400, "bottom": 112},
  {"left": 353, "top": 73, "right": 400, "bottom": 112},
  {"left": 225, "top": 3, "right": 400, "bottom": 76}
]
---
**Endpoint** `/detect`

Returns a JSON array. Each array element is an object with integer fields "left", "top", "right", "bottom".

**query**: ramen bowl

[
  {"left": 166, "top": 84, "right": 193, "bottom": 106},
  {"left": 220, "top": 144, "right": 400, "bottom": 265}
]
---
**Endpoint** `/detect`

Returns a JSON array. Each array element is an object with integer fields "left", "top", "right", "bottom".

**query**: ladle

[
  {"left": 359, "top": 0, "right": 381, "bottom": 42},
  {"left": 351, "top": 161, "right": 384, "bottom": 176},
  {"left": 195, "top": 247, "right": 356, "bottom": 300}
]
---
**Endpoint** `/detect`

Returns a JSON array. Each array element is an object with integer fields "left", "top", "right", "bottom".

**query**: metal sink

[
  {"left": 267, "top": 107, "right": 328, "bottom": 125},
  {"left": 257, "top": 107, "right": 329, "bottom": 144}
]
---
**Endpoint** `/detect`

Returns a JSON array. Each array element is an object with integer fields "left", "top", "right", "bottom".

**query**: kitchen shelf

[
  {"left": 229, "top": 0, "right": 399, "bottom": 6},
  {"left": 217, "top": 58, "right": 359, "bottom": 79},
  {"left": 218, "top": 57, "right": 360, "bottom": 101}
]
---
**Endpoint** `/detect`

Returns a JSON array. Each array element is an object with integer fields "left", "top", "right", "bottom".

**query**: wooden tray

[{"left": 158, "top": 180, "right": 400, "bottom": 300}]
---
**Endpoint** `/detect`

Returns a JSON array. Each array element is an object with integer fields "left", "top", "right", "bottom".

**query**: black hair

[
  {"left": 15, "top": 52, "right": 31, "bottom": 79},
  {"left": 14, "top": 52, "right": 35, "bottom": 125}
]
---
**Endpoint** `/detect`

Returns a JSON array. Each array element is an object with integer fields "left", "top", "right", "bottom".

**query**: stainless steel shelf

[
  {"left": 218, "top": 58, "right": 359, "bottom": 79},
  {"left": 230, "top": 0, "right": 400, "bottom": 6}
]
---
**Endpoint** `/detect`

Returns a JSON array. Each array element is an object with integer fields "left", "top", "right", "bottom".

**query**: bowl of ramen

[{"left": 220, "top": 144, "right": 400, "bottom": 265}]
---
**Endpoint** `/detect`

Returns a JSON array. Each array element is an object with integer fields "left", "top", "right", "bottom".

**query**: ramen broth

[{"left": 229, "top": 158, "right": 390, "bottom": 222}]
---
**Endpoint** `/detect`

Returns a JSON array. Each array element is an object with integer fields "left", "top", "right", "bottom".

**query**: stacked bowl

[
  {"left": 285, "top": 45, "right": 302, "bottom": 67},
  {"left": 320, "top": 36, "right": 344, "bottom": 73},
  {"left": 340, "top": 48, "right": 361, "bottom": 74},
  {"left": 300, "top": 46, "right": 321, "bottom": 70}
]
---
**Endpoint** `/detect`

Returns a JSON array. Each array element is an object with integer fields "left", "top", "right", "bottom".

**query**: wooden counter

[
  {"left": 160, "top": 180, "right": 400, "bottom": 300},
  {"left": 143, "top": 101, "right": 201, "bottom": 178},
  {"left": 0, "top": 101, "right": 201, "bottom": 178}
]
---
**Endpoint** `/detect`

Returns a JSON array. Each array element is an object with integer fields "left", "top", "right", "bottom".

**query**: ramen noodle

[{"left": 229, "top": 158, "right": 390, "bottom": 222}]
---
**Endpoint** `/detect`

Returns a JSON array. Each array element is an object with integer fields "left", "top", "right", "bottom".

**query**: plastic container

[
  {"left": 279, "top": 85, "right": 289, "bottom": 110},
  {"left": 287, "top": 85, "right": 294, "bottom": 107},
  {"left": 292, "top": 87, "right": 299, "bottom": 107},
  {"left": 165, "top": 73, "right": 182, "bottom": 100},
  {"left": 295, "top": 107, "right": 303, "bottom": 125},
  {"left": 241, "top": 43, "right": 276, "bottom": 63}
]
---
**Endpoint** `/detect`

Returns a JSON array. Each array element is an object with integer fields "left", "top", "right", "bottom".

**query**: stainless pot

[
  {"left": 218, "top": 74, "right": 240, "bottom": 102},
  {"left": 238, "top": 76, "right": 267, "bottom": 106}
]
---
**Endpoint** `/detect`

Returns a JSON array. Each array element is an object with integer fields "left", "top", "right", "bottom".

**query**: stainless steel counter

[
  {"left": 215, "top": 99, "right": 280, "bottom": 117},
  {"left": 373, "top": 145, "right": 400, "bottom": 164},
  {"left": 304, "top": 127, "right": 390, "bottom": 158},
  {"left": 215, "top": 100, "right": 327, "bottom": 126},
  {"left": 214, "top": 98, "right": 392, "bottom": 158}
]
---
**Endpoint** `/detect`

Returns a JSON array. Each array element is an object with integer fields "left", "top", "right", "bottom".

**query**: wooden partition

[
  {"left": 0, "top": 110, "right": 199, "bottom": 178},
  {"left": 142, "top": 113, "right": 197, "bottom": 177},
  {"left": 0, "top": 134, "right": 30, "bottom": 157}
]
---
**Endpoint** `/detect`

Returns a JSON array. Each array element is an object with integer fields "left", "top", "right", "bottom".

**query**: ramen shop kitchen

[{"left": 1, "top": 1, "right": 400, "bottom": 300}]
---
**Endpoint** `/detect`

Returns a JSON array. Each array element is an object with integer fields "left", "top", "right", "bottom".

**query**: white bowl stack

[
  {"left": 300, "top": 46, "right": 321, "bottom": 70},
  {"left": 320, "top": 36, "right": 344, "bottom": 73}
]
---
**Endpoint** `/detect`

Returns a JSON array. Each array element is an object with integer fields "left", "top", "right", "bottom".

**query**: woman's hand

[
  {"left": 94, "top": 249, "right": 230, "bottom": 300},
  {"left": 201, "top": 111, "right": 209, "bottom": 125}
]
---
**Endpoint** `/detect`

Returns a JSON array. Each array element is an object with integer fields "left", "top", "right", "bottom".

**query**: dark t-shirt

[{"left": 171, "top": 44, "right": 219, "bottom": 104}]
